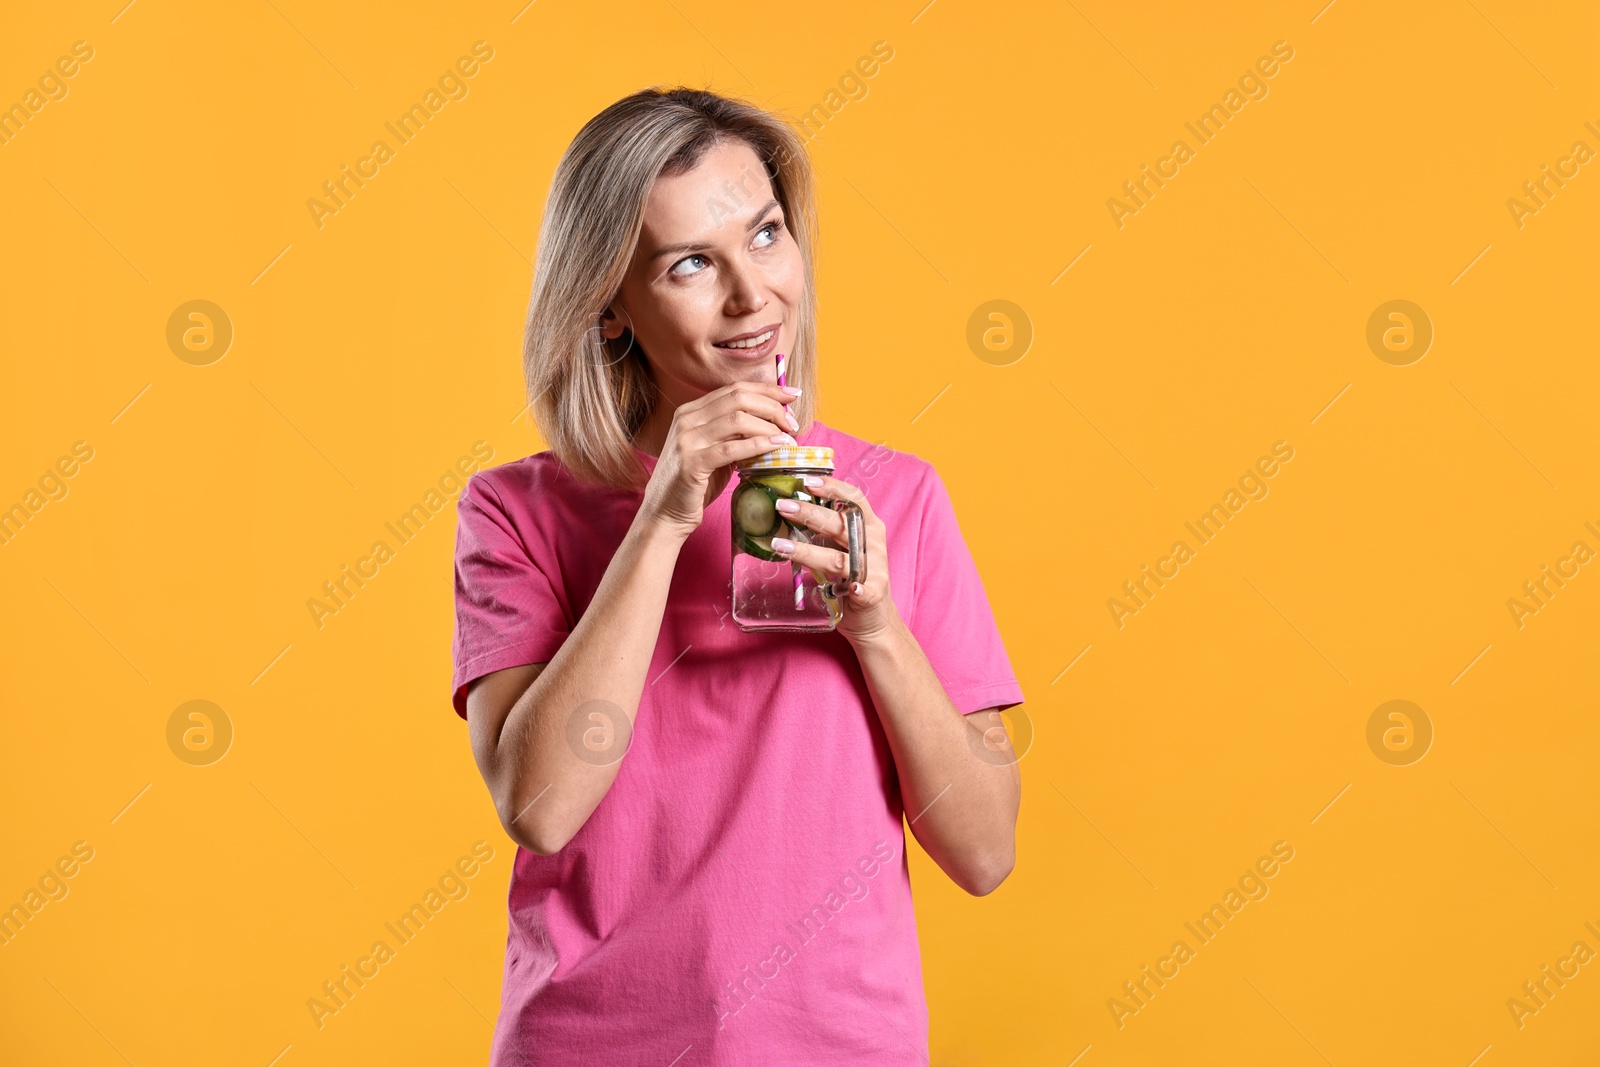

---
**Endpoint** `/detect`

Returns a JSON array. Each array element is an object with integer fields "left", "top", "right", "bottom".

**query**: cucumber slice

[
  {"left": 732, "top": 482, "right": 779, "bottom": 536},
  {"left": 752, "top": 473, "right": 805, "bottom": 498},
  {"left": 737, "top": 519, "right": 792, "bottom": 561},
  {"left": 740, "top": 534, "right": 782, "bottom": 561}
]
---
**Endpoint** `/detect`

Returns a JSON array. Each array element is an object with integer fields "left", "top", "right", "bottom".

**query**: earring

[{"left": 587, "top": 305, "right": 637, "bottom": 368}]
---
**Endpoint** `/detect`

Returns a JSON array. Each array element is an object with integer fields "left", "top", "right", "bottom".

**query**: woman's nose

[{"left": 722, "top": 260, "right": 767, "bottom": 315}]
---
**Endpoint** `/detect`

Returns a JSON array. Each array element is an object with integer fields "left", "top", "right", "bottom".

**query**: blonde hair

[{"left": 523, "top": 87, "right": 819, "bottom": 491}]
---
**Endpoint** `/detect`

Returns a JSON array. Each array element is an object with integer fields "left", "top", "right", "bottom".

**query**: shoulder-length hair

[{"left": 524, "top": 86, "right": 819, "bottom": 491}]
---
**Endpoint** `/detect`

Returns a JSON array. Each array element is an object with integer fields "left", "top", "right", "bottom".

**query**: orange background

[{"left": 3, "top": 1, "right": 1598, "bottom": 1064}]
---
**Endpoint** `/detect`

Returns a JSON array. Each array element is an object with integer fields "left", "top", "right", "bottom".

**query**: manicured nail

[
  {"left": 786, "top": 412, "right": 800, "bottom": 431},
  {"left": 781, "top": 385, "right": 803, "bottom": 396},
  {"left": 770, "top": 536, "right": 794, "bottom": 554},
  {"left": 776, "top": 498, "right": 799, "bottom": 514},
  {"left": 803, "top": 475, "right": 825, "bottom": 488},
  {"left": 771, "top": 433, "right": 797, "bottom": 445}
]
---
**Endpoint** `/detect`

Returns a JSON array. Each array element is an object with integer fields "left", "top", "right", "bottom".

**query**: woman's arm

[
  {"left": 768, "top": 473, "right": 1020, "bottom": 895},
  {"left": 851, "top": 621, "right": 1021, "bottom": 896},
  {"left": 462, "top": 380, "right": 800, "bottom": 855},
  {"left": 464, "top": 513, "right": 686, "bottom": 855}
]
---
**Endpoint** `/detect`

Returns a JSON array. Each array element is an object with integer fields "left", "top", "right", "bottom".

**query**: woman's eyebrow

[
  {"left": 744, "top": 198, "right": 780, "bottom": 225},
  {"left": 648, "top": 199, "right": 781, "bottom": 262}
]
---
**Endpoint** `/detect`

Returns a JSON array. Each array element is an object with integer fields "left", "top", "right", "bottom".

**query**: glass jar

[{"left": 730, "top": 445, "right": 864, "bottom": 633}]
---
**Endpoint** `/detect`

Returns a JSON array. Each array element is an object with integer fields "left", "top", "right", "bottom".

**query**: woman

[{"left": 451, "top": 86, "right": 1025, "bottom": 1065}]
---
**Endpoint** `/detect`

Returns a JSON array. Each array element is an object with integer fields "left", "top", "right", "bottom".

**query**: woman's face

[{"left": 602, "top": 138, "right": 805, "bottom": 407}]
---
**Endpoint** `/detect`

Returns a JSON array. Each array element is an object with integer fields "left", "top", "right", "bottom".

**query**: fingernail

[
  {"left": 803, "top": 475, "right": 824, "bottom": 488},
  {"left": 771, "top": 536, "right": 794, "bottom": 554},
  {"left": 776, "top": 498, "right": 799, "bottom": 514},
  {"left": 786, "top": 412, "right": 800, "bottom": 431},
  {"left": 771, "top": 433, "right": 797, "bottom": 445},
  {"left": 781, "top": 385, "right": 803, "bottom": 396}
]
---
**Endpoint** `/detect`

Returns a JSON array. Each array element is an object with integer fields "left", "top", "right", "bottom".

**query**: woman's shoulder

[
  {"left": 470, "top": 448, "right": 561, "bottom": 487},
  {"left": 459, "top": 449, "right": 575, "bottom": 520},
  {"left": 807, "top": 420, "right": 938, "bottom": 497}
]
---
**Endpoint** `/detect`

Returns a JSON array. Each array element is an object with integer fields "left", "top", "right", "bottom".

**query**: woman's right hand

[{"left": 639, "top": 381, "right": 802, "bottom": 540}]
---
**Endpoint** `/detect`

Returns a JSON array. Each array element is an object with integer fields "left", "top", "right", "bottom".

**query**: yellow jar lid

[{"left": 733, "top": 444, "right": 835, "bottom": 471}]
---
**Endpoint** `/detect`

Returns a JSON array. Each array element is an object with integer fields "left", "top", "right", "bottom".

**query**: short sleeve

[
  {"left": 907, "top": 465, "right": 1025, "bottom": 715},
  {"left": 450, "top": 472, "right": 571, "bottom": 719}
]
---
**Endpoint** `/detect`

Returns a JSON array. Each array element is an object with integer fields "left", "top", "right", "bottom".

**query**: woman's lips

[{"left": 712, "top": 325, "right": 780, "bottom": 361}]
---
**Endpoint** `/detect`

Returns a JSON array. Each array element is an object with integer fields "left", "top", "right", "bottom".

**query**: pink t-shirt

[{"left": 450, "top": 419, "right": 1023, "bottom": 1066}]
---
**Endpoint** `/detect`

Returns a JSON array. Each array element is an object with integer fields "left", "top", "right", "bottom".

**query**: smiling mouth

[{"left": 712, "top": 324, "right": 779, "bottom": 350}]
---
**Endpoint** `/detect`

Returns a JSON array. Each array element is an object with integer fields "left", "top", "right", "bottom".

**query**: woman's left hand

[{"left": 768, "top": 474, "right": 900, "bottom": 645}]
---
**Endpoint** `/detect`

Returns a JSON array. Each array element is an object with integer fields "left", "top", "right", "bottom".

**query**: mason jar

[{"left": 729, "top": 445, "right": 864, "bottom": 633}]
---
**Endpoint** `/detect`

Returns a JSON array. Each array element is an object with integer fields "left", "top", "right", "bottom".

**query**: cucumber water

[{"left": 732, "top": 472, "right": 822, "bottom": 561}]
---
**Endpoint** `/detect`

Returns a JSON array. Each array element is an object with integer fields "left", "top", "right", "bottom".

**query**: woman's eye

[
  {"left": 670, "top": 254, "right": 709, "bottom": 276},
  {"left": 753, "top": 222, "right": 781, "bottom": 248}
]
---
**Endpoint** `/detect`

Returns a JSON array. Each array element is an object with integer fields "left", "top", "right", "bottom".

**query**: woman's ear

[{"left": 598, "top": 304, "right": 628, "bottom": 341}]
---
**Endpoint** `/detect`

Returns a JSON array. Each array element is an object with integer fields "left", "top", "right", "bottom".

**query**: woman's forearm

[
  {"left": 489, "top": 513, "right": 686, "bottom": 853},
  {"left": 851, "top": 614, "right": 1021, "bottom": 895}
]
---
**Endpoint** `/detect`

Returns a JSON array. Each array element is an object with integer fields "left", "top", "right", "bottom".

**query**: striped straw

[{"left": 777, "top": 352, "right": 804, "bottom": 611}]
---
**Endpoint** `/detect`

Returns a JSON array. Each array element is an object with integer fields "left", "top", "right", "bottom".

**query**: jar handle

[{"left": 821, "top": 500, "right": 867, "bottom": 599}]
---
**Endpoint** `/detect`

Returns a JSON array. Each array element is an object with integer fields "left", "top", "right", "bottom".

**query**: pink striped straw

[{"left": 776, "top": 352, "right": 804, "bottom": 611}]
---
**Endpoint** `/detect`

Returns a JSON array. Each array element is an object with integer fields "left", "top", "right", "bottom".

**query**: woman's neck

[{"left": 631, "top": 399, "right": 675, "bottom": 458}]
